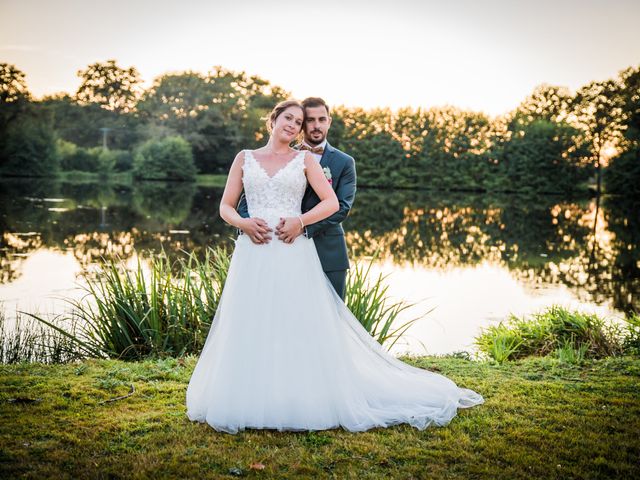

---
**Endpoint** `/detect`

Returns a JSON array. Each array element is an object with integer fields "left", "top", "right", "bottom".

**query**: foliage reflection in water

[{"left": 0, "top": 178, "right": 637, "bottom": 355}]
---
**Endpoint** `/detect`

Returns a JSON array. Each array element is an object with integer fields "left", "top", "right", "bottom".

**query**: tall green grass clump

[
  {"left": 475, "top": 305, "right": 624, "bottom": 363},
  {"left": 26, "top": 246, "right": 229, "bottom": 361},
  {"left": 345, "top": 254, "right": 424, "bottom": 350},
  {"left": 0, "top": 307, "right": 81, "bottom": 364},
  {"left": 22, "top": 247, "right": 419, "bottom": 361},
  {"left": 622, "top": 312, "right": 640, "bottom": 355}
]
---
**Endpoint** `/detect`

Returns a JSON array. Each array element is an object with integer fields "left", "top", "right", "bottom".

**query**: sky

[{"left": 1, "top": 0, "right": 639, "bottom": 116}]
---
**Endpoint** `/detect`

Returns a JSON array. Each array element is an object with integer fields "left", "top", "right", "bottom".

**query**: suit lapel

[{"left": 319, "top": 142, "right": 335, "bottom": 169}]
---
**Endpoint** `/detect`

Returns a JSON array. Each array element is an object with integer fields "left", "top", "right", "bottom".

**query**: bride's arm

[
  {"left": 276, "top": 153, "right": 339, "bottom": 243},
  {"left": 220, "top": 151, "right": 272, "bottom": 244},
  {"left": 300, "top": 153, "right": 340, "bottom": 225}
]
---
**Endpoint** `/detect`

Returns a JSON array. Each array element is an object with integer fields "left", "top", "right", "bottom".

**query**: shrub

[
  {"left": 475, "top": 305, "right": 624, "bottom": 363},
  {"left": 58, "top": 139, "right": 132, "bottom": 175},
  {"left": 133, "top": 136, "right": 197, "bottom": 181}
]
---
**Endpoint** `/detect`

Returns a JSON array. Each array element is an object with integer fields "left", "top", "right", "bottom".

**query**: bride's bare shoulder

[
  {"left": 303, "top": 151, "right": 320, "bottom": 170},
  {"left": 231, "top": 149, "right": 249, "bottom": 169}
]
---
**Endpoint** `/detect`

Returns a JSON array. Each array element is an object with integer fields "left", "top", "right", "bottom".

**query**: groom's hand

[
  {"left": 239, "top": 218, "right": 272, "bottom": 244},
  {"left": 276, "top": 217, "right": 303, "bottom": 244}
]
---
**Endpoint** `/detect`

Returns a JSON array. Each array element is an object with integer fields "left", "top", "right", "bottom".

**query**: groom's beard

[{"left": 304, "top": 130, "right": 326, "bottom": 146}]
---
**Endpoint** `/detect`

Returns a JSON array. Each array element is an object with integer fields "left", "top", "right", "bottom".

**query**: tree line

[{"left": 0, "top": 60, "right": 638, "bottom": 195}]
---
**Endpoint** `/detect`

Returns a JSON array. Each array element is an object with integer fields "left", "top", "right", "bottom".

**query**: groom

[{"left": 237, "top": 97, "right": 357, "bottom": 300}]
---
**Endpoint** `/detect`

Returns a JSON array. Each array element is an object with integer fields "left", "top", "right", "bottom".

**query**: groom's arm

[
  {"left": 237, "top": 192, "right": 249, "bottom": 218},
  {"left": 235, "top": 192, "right": 250, "bottom": 235},
  {"left": 305, "top": 156, "right": 356, "bottom": 238}
]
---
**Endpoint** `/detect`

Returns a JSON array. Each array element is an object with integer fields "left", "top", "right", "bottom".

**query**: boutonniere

[{"left": 322, "top": 166, "right": 333, "bottom": 184}]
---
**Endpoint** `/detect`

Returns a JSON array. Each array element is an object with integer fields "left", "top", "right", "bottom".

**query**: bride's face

[{"left": 272, "top": 106, "right": 304, "bottom": 143}]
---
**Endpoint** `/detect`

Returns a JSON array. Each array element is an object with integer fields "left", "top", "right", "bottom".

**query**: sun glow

[{"left": 1, "top": 1, "right": 639, "bottom": 116}]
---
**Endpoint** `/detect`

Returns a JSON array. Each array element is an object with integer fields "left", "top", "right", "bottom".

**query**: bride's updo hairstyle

[{"left": 265, "top": 99, "right": 304, "bottom": 135}]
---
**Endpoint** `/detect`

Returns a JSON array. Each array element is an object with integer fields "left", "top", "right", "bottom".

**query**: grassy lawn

[
  {"left": 54, "top": 171, "right": 227, "bottom": 187},
  {"left": 57, "top": 170, "right": 133, "bottom": 184},
  {"left": 196, "top": 174, "right": 227, "bottom": 187},
  {"left": 1, "top": 355, "right": 638, "bottom": 479}
]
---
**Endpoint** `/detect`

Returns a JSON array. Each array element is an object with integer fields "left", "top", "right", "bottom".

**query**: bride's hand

[
  {"left": 239, "top": 218, "right": 272, "bottom": 244},
  {"left": 276, "top": 217, "right": 304, "bottom": 244}
]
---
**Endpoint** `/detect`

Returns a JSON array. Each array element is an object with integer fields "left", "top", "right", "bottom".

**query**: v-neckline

[{"left": 247, "top": 150, "right": 303, "bottom": 180}]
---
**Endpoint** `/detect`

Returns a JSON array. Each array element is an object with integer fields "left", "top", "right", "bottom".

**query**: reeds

[
  {"left": 19, "top": 246, "right": 417, "bottom": 361},
  {"left": 622, "top": 312, "right": 640, "bottom": 355},
  {"left": 24, "top": 246, "right": 229, "bottom": 361},
  {"left": 0, "top": 307, "right": 81, "bottom": 364},
  {"left": 475, "top": 305, "right": 625, "bottom": 363},
  {"left": 345, "top": 254, "right": 424, "bottom": 350}
]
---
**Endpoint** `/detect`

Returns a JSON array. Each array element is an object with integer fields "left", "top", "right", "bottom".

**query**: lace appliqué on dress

[{"left": 241, "top": 150, "right": 307, "bottom": 228}]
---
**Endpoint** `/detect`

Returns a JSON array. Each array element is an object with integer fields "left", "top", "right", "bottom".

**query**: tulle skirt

[{"left": 186, "top": 234, "right": 484, "bottom": 434}]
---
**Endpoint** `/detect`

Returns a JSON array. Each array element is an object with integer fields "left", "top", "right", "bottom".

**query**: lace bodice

[{"left": 241, "top": 150, "right": 307, "bottom": 227}]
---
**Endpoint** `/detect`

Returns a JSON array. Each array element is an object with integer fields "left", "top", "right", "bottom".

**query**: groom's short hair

[{"left": 302, "top": 97, "right": 330, "bottom": 116}]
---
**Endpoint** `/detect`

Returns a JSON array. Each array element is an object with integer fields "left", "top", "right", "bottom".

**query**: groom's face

[{"left": 303, "top": 106, "right": 332, "bottom": 146}]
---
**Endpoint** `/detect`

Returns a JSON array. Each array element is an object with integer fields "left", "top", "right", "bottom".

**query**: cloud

[{"left": 0, "top": 44, "right": 42, "bottom": 52}]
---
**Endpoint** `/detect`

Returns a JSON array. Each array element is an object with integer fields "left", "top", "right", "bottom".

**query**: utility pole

[{"left": 99, "top": 127, "right": 112, "bottom": 149}]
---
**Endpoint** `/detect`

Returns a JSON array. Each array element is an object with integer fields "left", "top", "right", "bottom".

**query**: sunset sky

[{"left": 1, "top": 0, "right": 639, "bottom": 116}]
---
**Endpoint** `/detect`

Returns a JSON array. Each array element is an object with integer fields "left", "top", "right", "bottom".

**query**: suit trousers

[{"left": 325, "top": 270, "right": 347, "bottom": 301}]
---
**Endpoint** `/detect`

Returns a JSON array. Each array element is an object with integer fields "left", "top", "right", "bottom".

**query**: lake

[{"left": 1, "top": 177, "right": 638, "bottom": 356}]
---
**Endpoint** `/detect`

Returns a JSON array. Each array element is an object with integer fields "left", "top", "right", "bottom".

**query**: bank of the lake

[
  {"left": 53, "top": 170, "right": 228, "bottom": 187},
  {"left": 1, "top": 355, "right": 638, "bottom": 479}
]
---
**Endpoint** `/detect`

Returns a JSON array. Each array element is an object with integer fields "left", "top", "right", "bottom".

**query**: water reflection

[
  {"left": 376, "top": 261, "right": 621, "bottom": 356},
  {"left": 344, "top": 190, "right": 639, "bottom": 314},
  {"left": 0, "top": 178, "right": 637, "bottom": 354}
]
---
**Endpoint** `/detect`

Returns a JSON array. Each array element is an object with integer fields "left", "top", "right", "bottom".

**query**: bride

[{"left": 186, "top": 100, "right": 484, "bottom": 434}]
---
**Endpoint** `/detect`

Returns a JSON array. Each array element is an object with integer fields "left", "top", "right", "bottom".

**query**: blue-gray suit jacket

[{"left": 237, "top": 142, "right": 357, "bottom": 272}]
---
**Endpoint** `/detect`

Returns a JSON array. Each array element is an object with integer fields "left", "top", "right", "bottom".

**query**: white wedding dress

[{"left": 186, "top": 150, "right": 484, "bottom": 433}]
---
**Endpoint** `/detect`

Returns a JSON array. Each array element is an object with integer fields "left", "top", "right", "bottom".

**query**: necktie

[{"left": 299, "top": 144, "right": 325, "bottom": 155}]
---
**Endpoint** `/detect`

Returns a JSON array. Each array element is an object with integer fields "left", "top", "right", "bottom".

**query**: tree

[
  {"left": 500, "top": 119, "right": 591, "bottom": 193},
  {"left": 605, "top": 65, "right": 640, "bottom": 196},
  {"left": 417, "top": 107, "right": 492, "bottom": 190},
  {"left": 0, "top": 63, "right": 59, "bottom": 177},
  {"left": 133, "top": 136, "right": 197, "bottom": 181},
  {"left": 42, "top": 93, "right": 145, "bottom": 150},
  {"left": 75, "top": 59, "right": 143, "bottom": 113},
  {"left": 0, "top": 63, "right": 32, "bottom": 134},
  {"left": 570, "top": 79, "right": 625, "bottom": 194},
  {"left": 0, "top": 112, "right": 59, "bottom": 177},
  {"left": 511, "top": 84, "right": 572, "bottom": 125},
  {"left": 493, "top": 84, "right": 589, "bottom": 193},
  {"left": 137, "top": 67, "right": 288, "bottom": 173},
  {"left": 137, "top": 71, "right": 239, "bottom": 172},
  {"left": 332, "top": 107, "right": 406, "bottom": 186},
  {"left": 0, "top": 63, "right": 31, "bottom": 104}
]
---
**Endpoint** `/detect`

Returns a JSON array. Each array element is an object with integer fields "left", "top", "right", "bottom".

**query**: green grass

[
  {"left": 196, "top": 173, "right": 227, "bottom": 187},
  {"left": 24, "top": 247, "right": 229, "bottom": 361},
  {"left": 475, "top": 305, "right": 626, "bottom": 363},
  {"left": 0, "top": 309, "right": 80, "bottom": 364},
  {"left": 622, "top": 313, "right": 640, "bottom": 355},
  {"left": 57, "top": 170, "right": 133, "bottom": 184},
  {"left": 345, "top": 254, "right": 426, "bottom": 349},
  {"left": 56, "top": 171, "right": 227, "bottom": 186},
  {"left": 1, "top": 355, "right": 638, "bottom": 479},
  {"left": 22, "top": 248, "right": 415, "bottom": 362}
]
